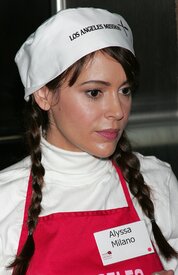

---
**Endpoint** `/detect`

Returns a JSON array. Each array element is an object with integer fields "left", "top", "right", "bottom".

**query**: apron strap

[
  {"left": 112, "top": 161, "right": 140, "bottom": 220},
  {"left": 23, "top": 173, "right": 33, "bottom": 223}
]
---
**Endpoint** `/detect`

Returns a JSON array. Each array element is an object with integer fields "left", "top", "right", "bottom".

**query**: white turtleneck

[
  {"left": 1, "top": 137, "right": 178, "bottom": 273},
  {"left": 40, "top": 137, "right": 127, "bottom": 215}
]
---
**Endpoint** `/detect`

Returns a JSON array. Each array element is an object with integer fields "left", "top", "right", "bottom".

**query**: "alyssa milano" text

[{"left": 109, "top": 227, "right": 135, "bottom": 247}]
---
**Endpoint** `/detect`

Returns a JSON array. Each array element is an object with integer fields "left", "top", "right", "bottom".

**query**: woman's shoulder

[
  {"left": 0, "top": 156, "right": 31, "bottom": 179},
  {"left": 0, "top": 156, "right": 31, "bottom": 201},
  {"left": 135, "top": 153, "right": 178, "bottom": 191},
  {"left": 0, "top": 156, "right": 31, "bottom": 216},
  {"left": 135, "top": 152, "right": 171, "bottom": 171},
  {"left": 135, "top": 152, "right": 175, "bottom": 184}
]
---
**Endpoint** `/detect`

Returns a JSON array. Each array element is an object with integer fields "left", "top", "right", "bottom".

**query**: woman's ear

[{"left": 33, "top": 86, "right": 52, "bottom": 111}]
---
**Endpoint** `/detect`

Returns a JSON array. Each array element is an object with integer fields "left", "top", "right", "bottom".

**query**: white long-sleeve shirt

[{"left": 0, "top": 137, "right": 178, "bottom": 274}]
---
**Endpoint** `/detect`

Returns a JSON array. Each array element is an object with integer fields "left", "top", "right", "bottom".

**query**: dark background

[{"left": 0, "top": 0, "right": 178, "bottom": 177}]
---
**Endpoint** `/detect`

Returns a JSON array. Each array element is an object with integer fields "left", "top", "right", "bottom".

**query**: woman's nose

[{"left": 104, "top": 94, "right": 124, "bottom": 120}]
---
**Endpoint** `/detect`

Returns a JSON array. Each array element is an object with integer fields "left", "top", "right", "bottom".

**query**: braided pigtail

[
  {"left": 9, "top": 97, "right": 46, "bottom": 274},
  {"left": 114, "top": 131, "right": 178, "bottom": 259}
]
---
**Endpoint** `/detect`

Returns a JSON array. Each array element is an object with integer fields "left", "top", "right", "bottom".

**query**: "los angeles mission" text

[{"left": 69, "top": 23, "right": 127, "bottom": 41}]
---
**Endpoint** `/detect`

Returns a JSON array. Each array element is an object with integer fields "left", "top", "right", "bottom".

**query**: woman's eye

[
  {"left": 86, "top": 89, "right": 101, "bottom": 98},
  {"left": 119, "top": 87, "right": 132, "bottom": 96}
]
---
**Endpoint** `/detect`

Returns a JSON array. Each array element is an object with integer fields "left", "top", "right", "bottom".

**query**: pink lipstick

[{"left": 96, "top": 129, "right": 119, "bottom": 140}]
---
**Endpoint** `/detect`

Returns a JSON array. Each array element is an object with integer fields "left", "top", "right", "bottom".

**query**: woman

[{"left": 0, "top": 7, "right": 177, "bottom": 275}]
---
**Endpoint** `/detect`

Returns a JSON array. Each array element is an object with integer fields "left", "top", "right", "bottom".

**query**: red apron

[{"left": 16, "top": 164, "right": 163, "bottom": 275}]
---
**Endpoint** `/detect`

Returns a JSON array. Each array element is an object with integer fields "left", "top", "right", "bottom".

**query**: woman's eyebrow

[
  {"left": 80, "top": 80, "right": 111, "bottom": 86},
  {"left": 80, "top": 79, "right": 129, "bottom": 86}
]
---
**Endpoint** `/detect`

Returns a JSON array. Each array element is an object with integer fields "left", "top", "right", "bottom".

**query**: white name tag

[{"left": 94, "top": 220, "right": 154, "bottom": 266}]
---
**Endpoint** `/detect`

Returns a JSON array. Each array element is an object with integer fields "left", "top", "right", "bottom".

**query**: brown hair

[{"left": 9, "top": 47, "right": 177, "bottom": 274}]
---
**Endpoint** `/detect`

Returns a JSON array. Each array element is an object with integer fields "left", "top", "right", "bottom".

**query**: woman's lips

[{"left": 96, "top": 129, "right": 119, "bottom": 140}]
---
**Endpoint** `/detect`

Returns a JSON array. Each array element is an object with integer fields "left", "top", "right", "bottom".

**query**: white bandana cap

[{"left": 15, "top": 7, "right": 135, "bottom": 101}]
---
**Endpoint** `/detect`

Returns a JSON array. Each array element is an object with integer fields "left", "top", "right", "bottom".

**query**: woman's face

[{"left": 46, "top": 51, "right": 132, "bottom": 158}]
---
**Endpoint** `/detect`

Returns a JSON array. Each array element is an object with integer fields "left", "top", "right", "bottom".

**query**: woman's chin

[{"left": 88, "top": 144, "right": 117, "bottom": 159}]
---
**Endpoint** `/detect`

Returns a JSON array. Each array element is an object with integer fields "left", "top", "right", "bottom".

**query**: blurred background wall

[{"left": 0, "top": 0, "right": 178, "bottom": 177}]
